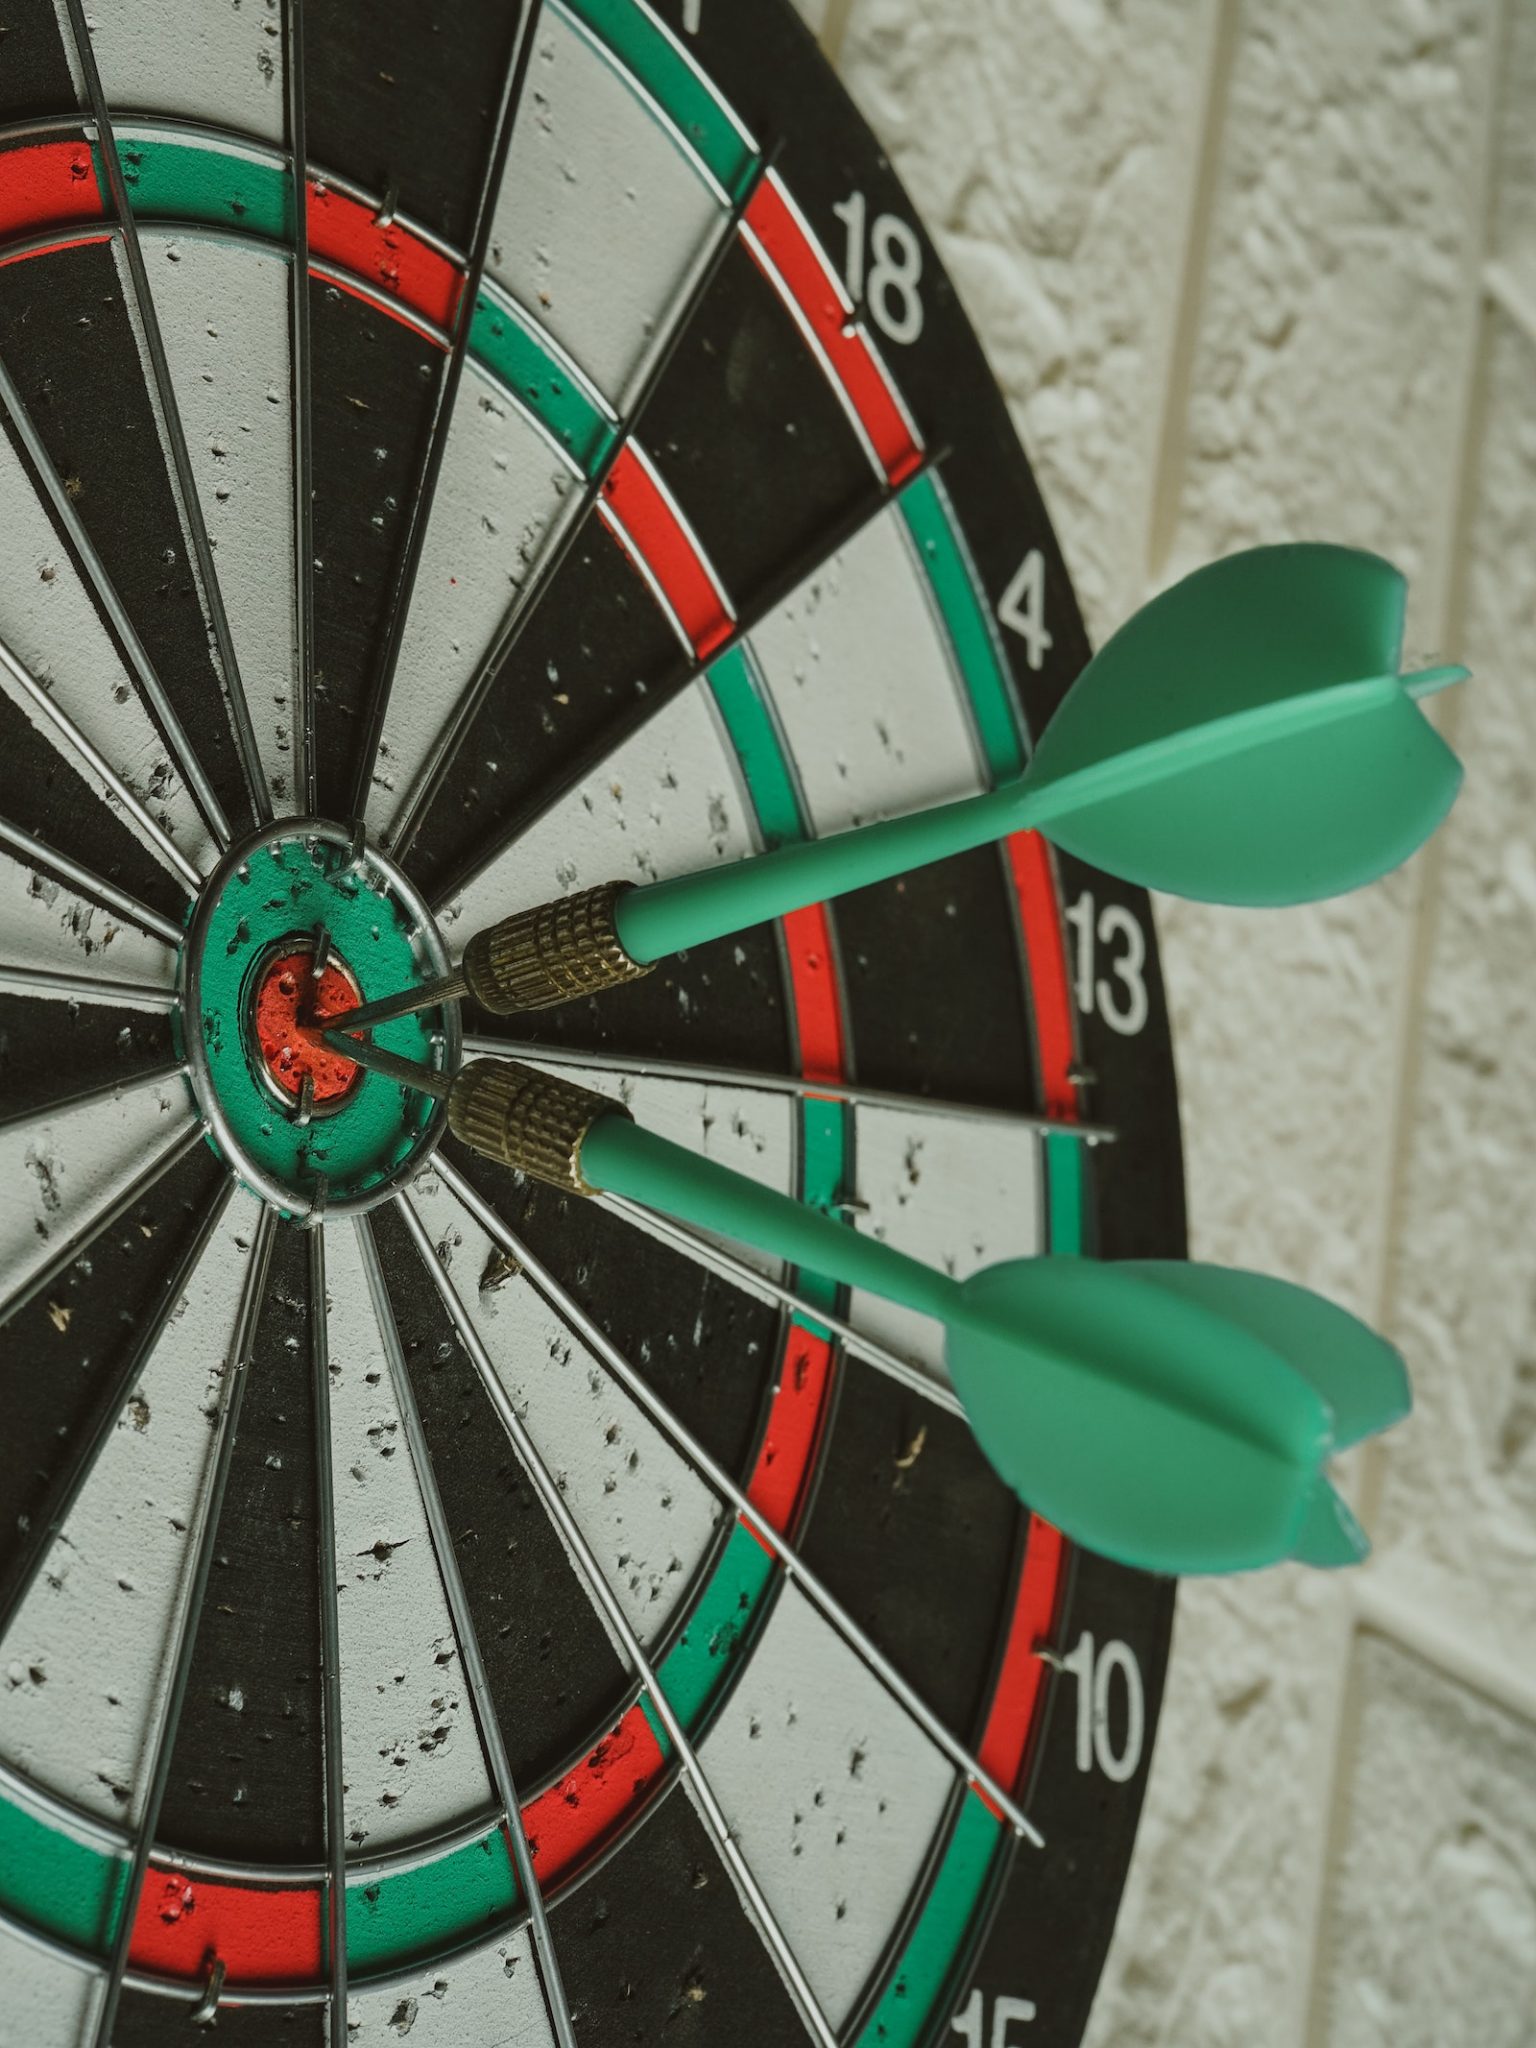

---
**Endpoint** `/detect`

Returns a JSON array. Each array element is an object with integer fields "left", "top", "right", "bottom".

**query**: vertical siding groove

[{"left": 1144, "top": 0, "right": 1240, "bottom": 584}]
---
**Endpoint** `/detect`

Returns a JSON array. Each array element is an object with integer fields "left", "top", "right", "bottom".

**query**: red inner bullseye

[{"left": 251, "top": 948, "right": 365, "bottom": 1105}]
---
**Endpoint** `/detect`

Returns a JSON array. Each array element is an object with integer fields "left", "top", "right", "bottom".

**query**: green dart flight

[
  {"left": 615, "top": 541, "right": 1465, "bottom": 963},
  {"left": 405, "top": 1052, "right": 1410, "bottom": 1581},
  {"left": 330, "top": 542, "right": 1468, "bottom": 1031}
]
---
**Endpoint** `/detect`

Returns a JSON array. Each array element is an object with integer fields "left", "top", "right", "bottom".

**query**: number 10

[{"left": 952, "top": 1990, "right": 1037, "bottom": 2043}]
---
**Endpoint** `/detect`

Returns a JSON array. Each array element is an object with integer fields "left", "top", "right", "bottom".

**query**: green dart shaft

[
  {"left": 581, "top": 1112, "right": 964, "bottom": 1325},
  {"left": 614, "top": 661, "right": 1466, "bottom": 965},
  {"left": 445, "top": 1058, "right": 1411, "bottom": 1577},
  {"left": 616, "top": 775, "right": 1040, "bottom": 965}
]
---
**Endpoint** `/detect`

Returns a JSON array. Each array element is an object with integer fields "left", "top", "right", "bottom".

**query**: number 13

[{"left": 1064, "top": 890, "right": 1149, "bottom": 1037}]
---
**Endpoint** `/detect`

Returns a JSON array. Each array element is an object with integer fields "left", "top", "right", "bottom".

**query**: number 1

[{"left": 683, "top": 0, "right": 702, "bottom": 29}]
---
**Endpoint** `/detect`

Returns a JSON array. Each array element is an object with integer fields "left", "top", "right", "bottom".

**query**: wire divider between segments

[
  {"left": 0, "top": 1179, "right": 237, "bottom": 1645},
  {"left": 396, "top": 1191, "right": 842, "bottom": 2048},
  {"left": 0, "top": 810, "right": 184, "bottom": 948},
  {"left": 356, "top": 1214, "right": 581, "bottom": 2048},
  {"left": 87, "top": 1202, "right": 277, "bottom": 2048},
  {"left": 346, "top": 0, "right": 546, "bottom": 828},
  {"left": 385, "top": 145, "right": 781, "bottom": 864},
  {"left": 428, "top": 1153, "right": 1043, "bottom": 1847},
  {"left": 62, "top": 0, "right": 273, "bottom": 825},
  {"left": 0, "top": 350, "right": 233, "bottom": 850},
  {"left": 0, "top": 629, "right": 202, "bottom": 892},
  {"left": 309, "top": 1225, "right": 350, "bottom": 2040}
]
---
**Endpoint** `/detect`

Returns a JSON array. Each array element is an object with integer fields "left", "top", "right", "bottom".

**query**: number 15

[{"left": 952, "top": 1990, "right": 1037, "bottom": 2044}]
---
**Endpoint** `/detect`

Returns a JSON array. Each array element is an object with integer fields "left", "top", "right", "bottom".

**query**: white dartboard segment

[
  {"left": 0, "top": 1071, "right": 194, "bottom": 1321},
  {"left": 60, "top": 0, "right": 287, "bottom": 142},
  {"left": 408, "top": 1168, "right": 725, "bottom": 1654},
  {"left": 365, "top": 361, "right": 582, "bottom": 844},
  {"left": 443, "top": 677, "right": 757, "bottom": 939},
  {"left": 322, "top": 1219, "right": 497, "bottom": 1855},
  {"left": 746, "top": 505, "right": 989, "bottom": 834},
  {"left": 0, "top": 847, "right": 177, "bottom": 992},
  {"left": 694, "top": 1579, "right": 956, "bottom": 2028},
  {"left": 0, "top": 655, "right": 189, "bottom": 899},
  {"left": 845, "top": 1104, "right": 1046, "bottom": 1381},
  {"left": 572, "top": 1064, "right": 797, "bottom": 1284},
  {"left": 0, "top": 1192, "right": 259, "bottom": 1825},
  {"left": 345, "top": 1926, "right": 556, "bottom": 2048},
  {"left": 139, "top": 229, "right": 299, "bottom": 812},
  {"left": 0, "top": 1920, "right": 99, "bottom": 2048},
  {"left": 488, "top": 2, "right": 726, "bottom": 410},
  {"left": 0, "top": 426, "right": 214, "bottom": 875}
]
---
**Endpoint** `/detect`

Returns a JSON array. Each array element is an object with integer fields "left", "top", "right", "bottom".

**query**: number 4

[
  {"left": 952, "top": 1990, "right": 1038, "bottom": 2044},
  {"left": 998, "top": 549, "right": 1052, "bottom": 671}
]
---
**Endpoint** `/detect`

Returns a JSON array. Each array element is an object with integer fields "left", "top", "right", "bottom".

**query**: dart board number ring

[{"left": 179, "top": 819, "right": 461, "bottom": 1221}]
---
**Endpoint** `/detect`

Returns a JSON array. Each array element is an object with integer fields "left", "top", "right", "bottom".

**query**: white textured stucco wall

[{"left": 798, "top": 1, "right": 1536, "bottom": 2042}]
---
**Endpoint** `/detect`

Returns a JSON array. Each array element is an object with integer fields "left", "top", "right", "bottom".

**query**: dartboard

[{"left": 0, "top": 2, "right": 1185, "bottom": 2043}]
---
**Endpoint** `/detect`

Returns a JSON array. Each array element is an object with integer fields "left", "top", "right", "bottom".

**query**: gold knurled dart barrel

[
  {"left": 461, "top": 881, "right": 651, "bottom": 1015},
  {"left": 446, "top": 1059, "right": 627, "bottom": 1195}
]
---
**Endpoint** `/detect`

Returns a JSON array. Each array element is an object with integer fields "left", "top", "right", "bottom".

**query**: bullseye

[
  {"left": 249, "top": 945, "right": 364, "bottom": 1108},
  {"left": 180, "top": 819, "right": 458, "bottom": 1219}
]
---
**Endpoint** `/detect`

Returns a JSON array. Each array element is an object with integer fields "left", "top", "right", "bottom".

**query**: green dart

[
  {"left": 440, "top": 1056, "right": 1410, "bottom": 1579},
  {"left": 328, "top": 543, "right": 1467, "bottom": 1028}
]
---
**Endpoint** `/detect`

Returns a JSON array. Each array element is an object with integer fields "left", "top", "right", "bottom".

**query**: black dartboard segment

[
  {"left": 0, "top": 239, "right": 257, "bottom": 840},
  {"left": 158, "top": 1226, "right": 324, "bottom": 1864},
  {"left": 0, "top": 4, "right": 1184, "bottom": 2045},
  {"left": 309, "top": 279, "right": 442, "bottom": 824}
]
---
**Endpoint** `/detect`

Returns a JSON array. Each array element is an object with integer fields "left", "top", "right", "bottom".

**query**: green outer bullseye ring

[{"left": 179, "top": 823, "right": 458, "bottom": 1219}]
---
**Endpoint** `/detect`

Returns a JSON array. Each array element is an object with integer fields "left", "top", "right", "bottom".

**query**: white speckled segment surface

[
  {"left": 367, "top": 362, "right": 582, "bottom": 842},
  {"left": 406, "top": 1169, "right": 725, "bottom": 1654},
  {"left": 323, "top": 1219, "right": 495, "bottom": 1855},
  {"left": 345, "top": 1927, "right": 554, "bottom": 2047},
  {"left": 1315, "top": 1633, "right": 1536, "bottom": 2047},
  {"left": 0, "top": 1070, "right": 194, "bottom": 1316},
  {"left": 141, "top": 229, "right": 298, "bottom": 811},
  {"left": 0, "top": 1921, "right": 98, "bottom": 2048},
  {"left": 445, "top": 677, "right": 757, "bottom": 936},
  {"left": 0, "top": 848, "right": 175, "bottom": 989},
  {"left": 489, "top": 3, "right": 726, "bottom": 410},
  {"left": 0, "top": 1190, "right": 258, "bottom": 1825},
  {"left": 694, "top": 1578, "right": 954, "bottom": 2027},
  {"left": 746, "top": 507, "right": 986, "bottom": 833},
  {"left": 0, "top": 652, "right": 185, "bottom": 896},
  {"left": 845, "top": 1101, "right": 1043, "bottom": 1380},
  {"left": 589, "top": 1065, "right": 797, "bottom": 1284},
  {"left": 0, "top": 424, "right": 212, "bottom": 872},
  {"left": 62, "top": 0, "right": 286, "bottom": 141}
]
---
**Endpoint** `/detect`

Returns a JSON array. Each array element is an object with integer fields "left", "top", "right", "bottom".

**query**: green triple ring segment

[{"left": 179, "top": 826, "right": 456, "bottom": 1218}]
